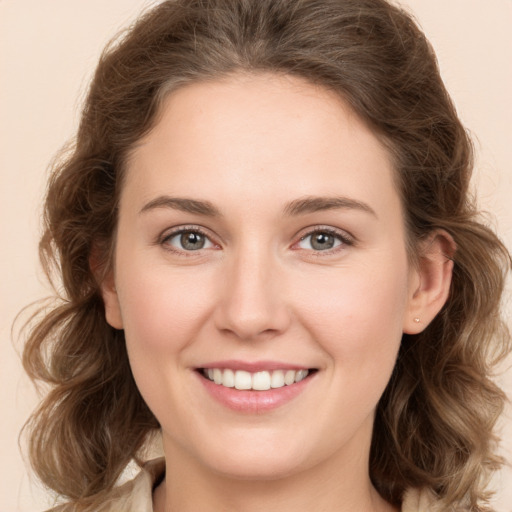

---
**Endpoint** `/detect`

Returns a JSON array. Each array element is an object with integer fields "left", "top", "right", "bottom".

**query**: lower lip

[{"left": 196, "top": 371, "right": 315, "bottom": 413}]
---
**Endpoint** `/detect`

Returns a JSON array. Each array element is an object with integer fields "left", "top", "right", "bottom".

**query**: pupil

[
  {"left": 181, "top": 232, "right": 204, "bottom": 250},
  {"left": 312, "top": 233, "right": 334, "bottom": 250}
]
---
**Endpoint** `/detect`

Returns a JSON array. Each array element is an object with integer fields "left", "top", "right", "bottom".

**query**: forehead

[{"left": 123, "top": 73, "right": 399, "bottom": 218}]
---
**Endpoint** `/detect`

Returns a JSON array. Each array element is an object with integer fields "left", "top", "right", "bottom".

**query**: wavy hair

[{"left": 22, "top": 0, "right": 511, "bottom": 509}]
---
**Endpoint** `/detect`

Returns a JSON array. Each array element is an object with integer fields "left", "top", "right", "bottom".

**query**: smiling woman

[
  {"left": 104, "top": 78, "right": 423, "bottom": 504},
  {"left": 20, "top": 1, "right": 511, "bottom": 511}
]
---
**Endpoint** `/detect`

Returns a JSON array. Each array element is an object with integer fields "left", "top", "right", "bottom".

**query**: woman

[{"left": 22, "top": 0, "right": 511, "bottom": 510}]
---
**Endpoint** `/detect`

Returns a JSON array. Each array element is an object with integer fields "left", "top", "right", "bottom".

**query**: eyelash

[
  {"left": 159, "top": 225, "right": 215, "bottom": 256},
  {"left": 158, "top": 225, "right": 354, "bottom": 256},
  {"left": 293, "top": 226, "right": 354, "bottom": 257}
]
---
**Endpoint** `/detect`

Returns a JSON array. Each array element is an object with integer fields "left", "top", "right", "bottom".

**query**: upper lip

[{"left": 197, "top": 360, "right": 313, "bottom": 372}]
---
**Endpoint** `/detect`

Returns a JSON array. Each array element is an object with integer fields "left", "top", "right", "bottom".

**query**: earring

[{"left": 413, "top": 317, "right": 421, "bottom": 323}]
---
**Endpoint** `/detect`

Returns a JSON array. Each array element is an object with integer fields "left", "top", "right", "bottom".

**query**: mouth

[
  {"left": 195, "top": 363, "right": 319, "bottom": 412},
  {"left": 197, "top": 368, "right": 317, "bottom": 391}
]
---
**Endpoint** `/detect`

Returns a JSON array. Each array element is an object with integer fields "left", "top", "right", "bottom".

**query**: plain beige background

[{"left": 1, "top": 0, "right": 511, "bottom": 510}]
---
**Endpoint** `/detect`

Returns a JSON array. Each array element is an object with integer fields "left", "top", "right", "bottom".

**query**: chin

[
  {"left": 208, "top": 453, "right": 305, "bottom": 482},
  {"left": 194, "top": 432, "right": 311, "bottom": 481}
]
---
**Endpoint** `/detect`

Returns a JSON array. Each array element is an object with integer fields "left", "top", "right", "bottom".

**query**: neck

[{"left": 153, "top": 437, "right": 397, "bottom": 512}]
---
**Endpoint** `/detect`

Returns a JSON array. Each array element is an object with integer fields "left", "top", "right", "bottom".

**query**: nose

[{"left": 213, "top": 247, "right": 291, "bottom": 341}]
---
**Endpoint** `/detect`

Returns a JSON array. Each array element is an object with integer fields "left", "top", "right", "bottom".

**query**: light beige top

[{"left": 48, "top": 458, "right": 443, "bottom": 511}]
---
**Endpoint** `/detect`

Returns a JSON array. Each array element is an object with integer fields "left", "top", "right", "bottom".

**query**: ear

[
  {"left": 403, "top": 230, "right": 455, "bottom": 334},
  {"left": 90, "top": 246, "right": 124, "bottom": 330},
  {"left": 100, "top": 271, "right": 124, "bottom": 330}
]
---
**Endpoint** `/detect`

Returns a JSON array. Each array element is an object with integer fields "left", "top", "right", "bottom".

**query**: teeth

[
  {"left": 295, "top": 369, "right": 308, "bottom": 383},
  {"left": 234, "top": 370, "right": 252, "bottom": 390},
  {"left": 223, "top": 368, "right": 235, "bottom": 388},
  {"left": 284, "top": 370, "right": 296, "bottom": 385},
  {"left": 203, "top": 368, "right": 310, "bottom": 390},
  {"left": 252, "top": 371, "right": 271, "bottom": 391},
  {"left": 271, "top": 370, "right": 285, "bottom": 388}
]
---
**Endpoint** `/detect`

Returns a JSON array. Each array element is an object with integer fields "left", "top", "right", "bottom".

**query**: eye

[
  {"left": 162, "top": 229, "right": 215, "bottom": 252},
  {"left": 296, "top": 228, "right": 353, "bottom": 252}
]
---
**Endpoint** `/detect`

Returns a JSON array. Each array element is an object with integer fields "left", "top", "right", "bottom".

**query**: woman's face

[{"left": 104, "top": 74, "right": 421, "bottom": 480}]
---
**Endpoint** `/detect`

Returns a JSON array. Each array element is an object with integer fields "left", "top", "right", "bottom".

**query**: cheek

[
  {"left": 114, "top": 263, "right": 220, "bottom": 421},
  {"left": 116, "top": 262, "right": 216, "bottom": 355},
  {"left": 295, "top": 258, "right": 408, "bottom": 377}
]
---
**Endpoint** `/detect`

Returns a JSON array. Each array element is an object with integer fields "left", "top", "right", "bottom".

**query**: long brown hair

[{"left": 22, "top": 0, "right": 511, "bottom": 509}]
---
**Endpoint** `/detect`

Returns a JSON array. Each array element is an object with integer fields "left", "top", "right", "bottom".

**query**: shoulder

[
  {"left": 401, "top": 488, "right": 469, "bottom": 512},
  {"left": 402, "top": 488, "right": 440, "bottom": 511},
  {"left": 46, "top": 458, "right": 165, "bottom": 512}
]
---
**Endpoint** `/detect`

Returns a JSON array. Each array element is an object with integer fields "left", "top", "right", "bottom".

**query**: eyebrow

[
  {"left": 140, "top": 196, "right": 221, "bottom": 217},
  {"left": 283, "top": 196, "right": 377, "bottom": 217},
  {"left": 139, "top": 194, "right": 377, "bottom": 218}
]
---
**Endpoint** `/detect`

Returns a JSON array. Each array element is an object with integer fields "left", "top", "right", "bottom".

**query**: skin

[{"left": 102, "top": 73, "right": 453, "bottom": 512}]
